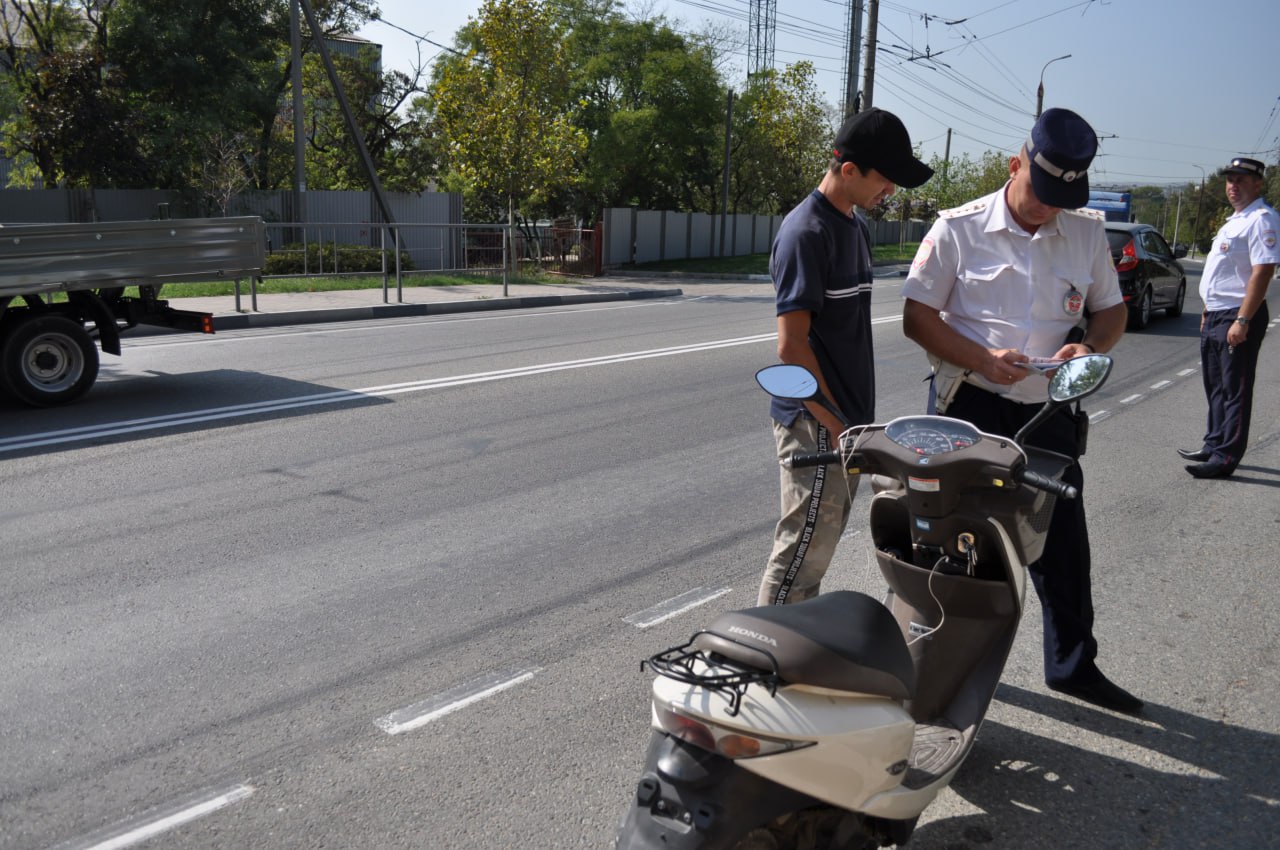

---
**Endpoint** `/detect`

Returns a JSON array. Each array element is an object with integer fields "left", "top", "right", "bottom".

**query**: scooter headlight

[{"left": 654, "top": 703, "right": 811, "bottom": 759}]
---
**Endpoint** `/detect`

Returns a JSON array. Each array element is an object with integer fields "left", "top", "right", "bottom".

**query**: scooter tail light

[
  {"left": 1116, "top": 240, "right": 1139, "bottom": 272},
  {"left": 654, "top": 703, "right": 809, "bottom": 759}
]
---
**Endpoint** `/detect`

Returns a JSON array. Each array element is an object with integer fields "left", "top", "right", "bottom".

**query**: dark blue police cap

[
  {"left": 1223, "top": 157, "right": 1265, "bottom": 177},
  {"left": 1025, "top": 107, "right": 1097, "bottom": 209}
]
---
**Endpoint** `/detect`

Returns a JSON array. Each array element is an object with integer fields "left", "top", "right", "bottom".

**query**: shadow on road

[
  {"left": 0, "top": 369, "right": 391, "bottom": 457},
  {"left": 907, "top": 682, "right": 1280, "bottom": 848}
]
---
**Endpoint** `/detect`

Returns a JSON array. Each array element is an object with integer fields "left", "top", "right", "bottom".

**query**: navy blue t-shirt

[{"left": 769, "top": 189, "right": 876, "bottom": 428}]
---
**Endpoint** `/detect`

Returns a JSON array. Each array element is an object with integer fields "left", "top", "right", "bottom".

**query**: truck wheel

[{"left": 1, "top": 315, "right": 100, "bottom": 407}]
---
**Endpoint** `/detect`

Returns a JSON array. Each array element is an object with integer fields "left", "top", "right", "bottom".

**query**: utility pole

[
  {"left": 296, "top": 0, "right": 394, "bottom": 227},
  {"left": 941, "top": 127, "right": 952, "bottom": 189},
  {"left": 843, "top": 0, "right": 864, "bottom": 118},
  {"left": 719, "top": 90, "right": 734, "bottom": 257},
  {"left": 1190, "top": 165, "right": 1206, "bottom": 260},
  {"left": 290, "top": 0, "right": 306, "bottom": 236},
  {"left": 1171, "top": 189, "right": 1183, "bottom": 248},
  {"left": 1036, "top": 54, "right": 1071, "bottom": 118},
  {"left": 862, "top": 0, "right": 879, "bottom": 111}
]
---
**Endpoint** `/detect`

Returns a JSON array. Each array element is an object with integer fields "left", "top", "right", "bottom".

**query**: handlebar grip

[
  {"left": 783, "top": 451, "right": 842, "bottom": 469},
  {"left": 1015, "top": 467, "right": 1078, "bottom": 499}
]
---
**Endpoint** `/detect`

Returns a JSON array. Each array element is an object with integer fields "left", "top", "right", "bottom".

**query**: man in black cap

[
  {"left": 1179, "top": 156, "right": 1278, "bottom": 478},
  {"left": 902, "top": 108, "right": 1143, "bottom": 714},
  {"left": 758, "top": 107, "right": 932, "bottom": 606}
]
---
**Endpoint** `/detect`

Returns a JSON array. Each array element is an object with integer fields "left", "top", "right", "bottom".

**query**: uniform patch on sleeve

[
  {"left": 912, "top": 237, "right": 934, "bottom": 269},
  {"left": 1264, "top": 230, "right": 1277, "bottom": 249}
]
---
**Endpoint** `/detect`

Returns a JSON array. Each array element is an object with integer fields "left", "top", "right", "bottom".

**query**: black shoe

[
  {"left": 1177, "top": 447, "right": 1210, "bottom": 461},
  {"left": 1048, "top": 676, "right": 1144, "bottom": 715},
  {"left": 1186, "top": 460, "right": 1232, "bottom": 479}
]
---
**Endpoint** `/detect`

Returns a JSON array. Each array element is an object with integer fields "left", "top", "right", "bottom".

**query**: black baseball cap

[
  {"left": 1025, "top": 107, "right": 1097, "bottom": 209},
  {"left": 1223, "top": 157, "right": 1265, "bottom": 177},
  {"left": 832, "top": 108, "right": 933, "bottom": 189}
]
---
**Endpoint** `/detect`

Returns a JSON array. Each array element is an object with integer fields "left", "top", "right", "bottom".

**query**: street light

[
  {"left": 1190, "top": 164, "right": 1206, "bottom": 260},
  {"left": 1036, "top": 54, "right": 1072, "bottom": 118}
]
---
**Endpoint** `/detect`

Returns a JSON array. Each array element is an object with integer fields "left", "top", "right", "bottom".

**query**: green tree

[
  {"left": 0, "top": 0, "right": 124, "bottom": 187},
  {"left": 431, "top": 0, "right": 585, "bottom": 229},
  {"left": 728, "top": 63, "right": 832, "bottom": 215},
  {"left": 563, "top": 2, "right": 723, "bottom": 218},
  {"left": 107, "top": 0, "right": 281, "bottom": 189}
]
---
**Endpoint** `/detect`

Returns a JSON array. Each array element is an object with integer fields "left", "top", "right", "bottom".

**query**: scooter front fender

[{"left": 616, "top": 730, "right": 814, "bottom": 849}]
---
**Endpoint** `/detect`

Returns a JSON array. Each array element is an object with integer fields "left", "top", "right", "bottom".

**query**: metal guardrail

[{"left": 249, "top": 221, "right": 599, "bottom": 306}]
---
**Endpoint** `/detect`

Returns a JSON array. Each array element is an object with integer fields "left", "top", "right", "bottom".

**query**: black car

[{"left": 1104, "top": 222, "right": 1188, "bottom": 329}]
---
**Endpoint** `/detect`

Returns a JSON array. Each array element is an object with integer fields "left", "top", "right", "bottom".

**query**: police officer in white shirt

[
  {"left": 1179, "top": 156, "right": 1278, "bottom": 478},
  {"left": 902, "top": 108, "right": 1141, "bottom": 715}
]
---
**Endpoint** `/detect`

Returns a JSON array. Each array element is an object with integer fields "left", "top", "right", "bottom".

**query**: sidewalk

[
  {"left": 151, "top": 266, "right": 909, "bottom": 333},
  {"left": 165, "top": 275, "right": 703, "bottom": 332}
]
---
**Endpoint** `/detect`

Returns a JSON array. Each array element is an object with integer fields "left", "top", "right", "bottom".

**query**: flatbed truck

[{"left": 0, "top": 216, "right": 265, "bottom": 407}]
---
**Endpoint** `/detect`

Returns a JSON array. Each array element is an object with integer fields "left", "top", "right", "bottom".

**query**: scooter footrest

[{"left": 903, "top": 722, "right": 963, "bottom": 789}]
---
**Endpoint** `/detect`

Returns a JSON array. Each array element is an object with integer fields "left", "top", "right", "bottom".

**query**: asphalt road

[{"left": 1, "top": 268, "right": 1278, "bottom": 850}]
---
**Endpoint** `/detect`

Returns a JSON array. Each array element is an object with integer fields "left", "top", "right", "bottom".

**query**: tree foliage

[
  {"left": 563, "top": 1, "right": 723, "bottom": 218},
  {"left": 431, "top": 0, "right": 585, "bottom": 223},
  {"left": 728, "top": 63, "right": 832, "bottom": 215}
]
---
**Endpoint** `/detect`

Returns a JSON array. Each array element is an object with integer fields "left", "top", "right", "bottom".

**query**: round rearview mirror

[
  {"left": 755, "top": 364, "right": 819, "bottom": 401},
  {"left": 1048, "top": 354, "right": 1113, "bottom": 403}
]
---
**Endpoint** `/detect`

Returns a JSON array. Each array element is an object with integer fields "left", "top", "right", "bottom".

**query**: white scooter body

[
  {"left": 648, "top": 493, "right": 1030, "bottom": 817},
  {"left": 617, "top": 357, "right": 1111, "bottom": 850}
]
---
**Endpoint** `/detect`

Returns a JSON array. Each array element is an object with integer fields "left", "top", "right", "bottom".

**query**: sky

[{"left": 356, "top": 0, "right": 1280, "bottom": 189}]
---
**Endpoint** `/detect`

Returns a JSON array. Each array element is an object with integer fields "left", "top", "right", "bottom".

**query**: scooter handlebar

[
  {"left": 1014, "top": 467, "right": 1077, "bottom": 499},
  {"left": 783, "top": 451, "right": 842, "bottom": 469}
]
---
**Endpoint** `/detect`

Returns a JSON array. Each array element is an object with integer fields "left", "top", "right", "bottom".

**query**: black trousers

[
  {"left": 945, "top": 383, "right": 1099, "bottom": 686},
  {"left": 1199, "top": 304, "right": 1269, "bottom": 470}
]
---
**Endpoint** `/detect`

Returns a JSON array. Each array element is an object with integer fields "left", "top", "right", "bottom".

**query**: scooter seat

[{"left": 694, "top": 591, "right": 916, "bottom": 700}]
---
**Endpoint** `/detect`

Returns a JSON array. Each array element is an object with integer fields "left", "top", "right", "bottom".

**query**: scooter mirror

[
  {"left": 755, "top": 364, "right": 853, "bottom": 429},
  {"left": 1048, "top": 354, "right": 1113, "bottom": 403},
  {"left": 755, "top": 364, "right": 819, "bottom": 401}
]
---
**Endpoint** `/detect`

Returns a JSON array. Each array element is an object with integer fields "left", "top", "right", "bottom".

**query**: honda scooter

[{"left": 616, "top": 355, "right": 1113, "bottom": 849}]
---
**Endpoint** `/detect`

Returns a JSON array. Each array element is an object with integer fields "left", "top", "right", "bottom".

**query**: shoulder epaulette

[
  {"left": 939, "top": 199, "right": 988, "bottom": 220},
  {"left": 1063, "top": 207, "right": 1106, "bottom": 221}
]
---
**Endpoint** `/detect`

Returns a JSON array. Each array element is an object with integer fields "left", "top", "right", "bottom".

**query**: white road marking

[
  {"left": 1150, "top": 380, "right": 1173, "bottom": 390},
  {"left": 1177, "top": 368, "right": 1197, "bottom": 377},
  {"left": 1120, "top": 394, "right": 1144, "bottom": 404},
  {"left": 624, "top": 587, "right": 732, "bottom": 629},
  {"left": 1089, "top": 410, "right": 1112, "bottom": 423},
  {"left": 58, "top": 784, "right": 253, "bottom": 850},
  {"left": 0, "top": 333, "right": 778, "bottom": 453},
  {"left": 375, "top": 668, "right": 540, "bottom": 735}
]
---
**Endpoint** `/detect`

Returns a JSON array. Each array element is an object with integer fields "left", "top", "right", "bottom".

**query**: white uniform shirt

[
  {"left": 1199, "top": 197, "right": 1280, "bottom": 312},
  {"left": 903, "top": 184, "right": 1122, "bottom": 404}
]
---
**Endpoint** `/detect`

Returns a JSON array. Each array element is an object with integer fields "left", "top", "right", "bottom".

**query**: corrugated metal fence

[{"left": 601, "top": 207, "right": 930, "bottom": 267}]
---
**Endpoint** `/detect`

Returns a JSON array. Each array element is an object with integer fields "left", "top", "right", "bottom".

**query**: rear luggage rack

[{"left": 643, "top": 632, "right": 783, "bottom": 716}]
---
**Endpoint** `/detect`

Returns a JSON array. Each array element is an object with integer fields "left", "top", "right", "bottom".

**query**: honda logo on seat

[{"left": 727, "top": 626, "right": 778, "bottom": 647}]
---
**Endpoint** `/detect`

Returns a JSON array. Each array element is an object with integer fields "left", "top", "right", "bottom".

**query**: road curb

[{"left": 207, "top": 287, "right": 684, "bottom": 331}]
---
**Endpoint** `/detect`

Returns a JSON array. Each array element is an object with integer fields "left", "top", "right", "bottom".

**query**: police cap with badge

[
  {"left": 1025, "top": 107, "right": 1098, "bottom": 209},
  {"left": 1223, "top": 156, "right": 1266, "bottom": 178}
]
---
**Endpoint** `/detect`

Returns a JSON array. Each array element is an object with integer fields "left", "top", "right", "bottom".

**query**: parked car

[{"left": 1104, "top": 222, "right": 1188, "bottom": 329}]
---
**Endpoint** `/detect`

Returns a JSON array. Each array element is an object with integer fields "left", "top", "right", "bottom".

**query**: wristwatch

[{"left": 1235, "top": 316, "right": 1250, "bottom": 325}]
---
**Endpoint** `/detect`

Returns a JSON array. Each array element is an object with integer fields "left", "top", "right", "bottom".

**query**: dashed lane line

[
  {"left": 375, "top": 668, "right": 541, "bottom": 735},
  {"left": 623, "top": 587, "right": 732, "bottom": 629},
  {"left": 54, "top": 784, "right": 253, "bottom": 850}
]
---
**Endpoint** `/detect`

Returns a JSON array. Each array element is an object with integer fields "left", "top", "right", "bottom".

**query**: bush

[{"left": 265, "top": 242, "right": 413, "bottom": 275}]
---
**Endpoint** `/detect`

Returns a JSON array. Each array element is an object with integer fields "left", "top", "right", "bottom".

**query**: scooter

[{"left": 616, "top": 355, "right": 1113, "bottom": 850}]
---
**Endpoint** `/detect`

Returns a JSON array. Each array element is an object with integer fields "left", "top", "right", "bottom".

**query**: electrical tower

[{"left": 748, "top": 0, "right": 776, "bottom": 77}]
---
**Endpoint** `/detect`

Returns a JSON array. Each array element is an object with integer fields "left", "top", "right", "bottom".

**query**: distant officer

[
  {"left": 1179, "top": 156, "right": 1279, "bottom": 478},
  {"left": 902, "top": 108, "right": 1142, "bottom": 715}
]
